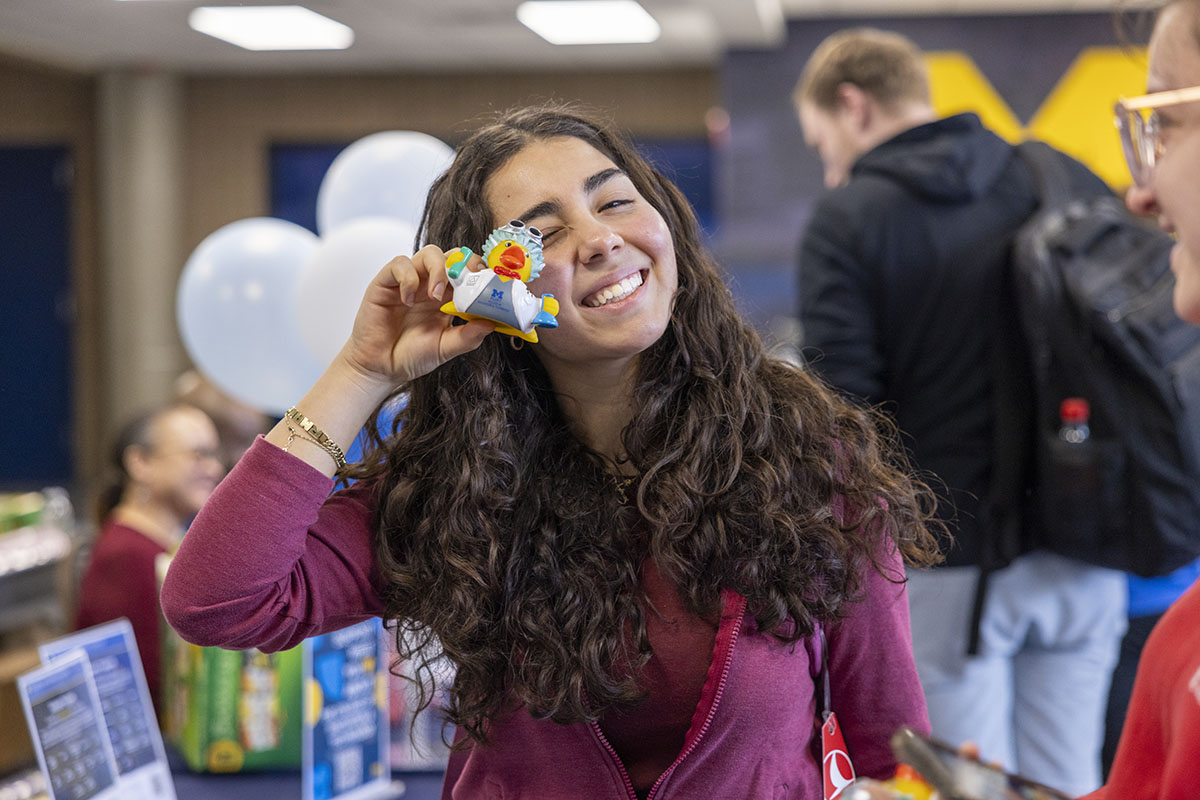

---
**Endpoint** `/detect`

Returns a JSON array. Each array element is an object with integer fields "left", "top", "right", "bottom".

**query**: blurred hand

[{"left": 958, "top": 740, "right": 1007, "bottom": 771}]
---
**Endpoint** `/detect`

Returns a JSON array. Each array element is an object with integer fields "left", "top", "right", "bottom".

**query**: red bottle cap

[{"left": 1060, "top": 397, "right": 1090, "bottom": 423}]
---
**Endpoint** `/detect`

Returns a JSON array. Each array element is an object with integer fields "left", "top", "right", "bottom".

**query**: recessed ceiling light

[
  {"left": 517, "top": 0, "right": 661, "bottom": 45},
  {"left": 188, "top": 6, "right": 354, "bottom": 51}
]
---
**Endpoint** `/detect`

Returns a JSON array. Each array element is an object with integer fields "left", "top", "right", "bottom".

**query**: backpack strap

[
  {"left": 816, "top": 626, "right": 831, "bottom": 720},
  {"left": 1015, "top": 140, "right": 1072, "bottom": 209},
  {"left": 807, "top": 623, "right": 831, "bottom": 719},
  {"left": 967, "top": 143, "right": 1047, "bottom": 654},
  {"left": 806, "top": 623, "right": 832, "bottom": 769},
  {"left": 970, "top": 303, "right": 1028, "bottom": 654},
  {"left": 973, "top": 261, "right": 1035, "bottom": 656}
]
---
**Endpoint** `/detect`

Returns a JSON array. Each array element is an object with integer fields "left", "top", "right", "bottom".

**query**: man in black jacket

[{"left": 794, "top": 28, "right": 1125, "bottom": 796}]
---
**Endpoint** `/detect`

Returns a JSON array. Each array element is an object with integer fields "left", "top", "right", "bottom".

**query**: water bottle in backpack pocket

[
  {"left": 1036, "top": 398, "right": 1127, "bottom": 562},
  {"left": 1002, "top": 141, "right": 1200, "bottom": 577}
]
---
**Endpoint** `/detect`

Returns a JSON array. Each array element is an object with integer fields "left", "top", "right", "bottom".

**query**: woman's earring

[{"left": 510, "top": 337, "right": 525, "bottom": 351}]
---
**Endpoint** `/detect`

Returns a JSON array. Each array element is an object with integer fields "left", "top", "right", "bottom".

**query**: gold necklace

[{"left": 614, "top": 475, "right": 636, "bottom": 504}]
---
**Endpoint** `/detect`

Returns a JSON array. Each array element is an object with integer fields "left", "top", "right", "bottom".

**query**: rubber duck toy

[{"left": 439, "top": 220, "right": 560, "bottom": 343}]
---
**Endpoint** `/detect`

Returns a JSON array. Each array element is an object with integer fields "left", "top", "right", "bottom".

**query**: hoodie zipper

[
  {"left": 588, "top": 720, "right": 640, "bottom": 800},
  {"left": 644, "top": 591, "right": 748, "bottom": 800},
  {"left": 588, "top": 591, "right": 749, "bottom": 800}
]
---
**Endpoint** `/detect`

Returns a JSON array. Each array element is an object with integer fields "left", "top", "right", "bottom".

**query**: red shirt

[
  {"left": 1081, "top": 581, "right": 1200, "bottom": 800},
  {"left": 76, "top": 519, "right": 169, "bottom": 707}
]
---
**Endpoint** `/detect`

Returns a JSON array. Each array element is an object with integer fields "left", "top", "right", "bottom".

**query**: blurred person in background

[
  {"left": 793, "top": 27, "right": 1125, "bottom": 796},
  {"left": 76, "top": 402, "right": 223, "bottom": 707},
  {"left": 173, "top": 368, "right": 271, "bottom": 471}
]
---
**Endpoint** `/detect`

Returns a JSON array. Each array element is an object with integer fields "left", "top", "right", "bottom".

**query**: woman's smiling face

[
  {"left": 1127, "top": 2, "right": 1200, "bottom": 323},
  {"left": 483, "top": 136, "right": 678, "bottom": 375}
]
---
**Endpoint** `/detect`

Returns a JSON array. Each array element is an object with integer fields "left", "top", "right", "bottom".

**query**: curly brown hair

[{"left": 346, "top": 103, "right": 943, "bottom": 746}]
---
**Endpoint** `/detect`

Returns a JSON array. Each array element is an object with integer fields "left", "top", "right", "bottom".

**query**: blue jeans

[{"left": 906, "top": 551, "right": 1126, "bottom": 797}]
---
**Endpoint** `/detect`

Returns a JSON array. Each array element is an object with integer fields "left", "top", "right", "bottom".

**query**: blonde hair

[{"left": 795, "top": 27, "right": 930, "bottom": 112}]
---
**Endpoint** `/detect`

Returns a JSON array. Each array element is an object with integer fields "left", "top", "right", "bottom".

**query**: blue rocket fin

[{"left": 533, "top": 293, "right": 559, "bottom": 328}]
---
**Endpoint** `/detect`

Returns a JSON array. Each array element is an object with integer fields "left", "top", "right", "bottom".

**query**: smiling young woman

[
  {"left": 162, "top": 103, "right": 944, "bottom": 799},
  {"left": 484, "top": 136, "right": 679, "bottom": 385}
]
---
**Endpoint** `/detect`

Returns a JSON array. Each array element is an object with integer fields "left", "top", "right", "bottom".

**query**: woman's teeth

[{"left": 586, "top": 272, "right": 643, "bottom": 308}]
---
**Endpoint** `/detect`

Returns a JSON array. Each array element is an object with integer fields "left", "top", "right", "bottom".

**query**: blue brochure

[
  {"left": 18, "top": 649, "right": 121, "bottom": 800},
  {"left": 38, "top": 618, "right": 177, "bottom": 800},
  {"left": 303, "top": 619, "right": 401, "bottom": 800}
]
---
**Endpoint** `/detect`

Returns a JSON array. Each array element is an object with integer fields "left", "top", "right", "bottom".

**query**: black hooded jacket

[{"left": 798, "top": 113, "right": 1110, "bottom": 567}]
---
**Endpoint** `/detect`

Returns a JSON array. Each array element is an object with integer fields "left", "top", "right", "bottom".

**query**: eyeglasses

[
  {"left": 150, "top": 446, "right": 222, "bottom": 465},
  {"left": 1114, "top": 85, "right": 1200, "bottom": 187}
]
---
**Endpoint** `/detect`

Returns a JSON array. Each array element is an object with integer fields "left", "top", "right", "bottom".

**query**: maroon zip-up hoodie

[{"left": 162, "top": 437, "right": 929, "bottom": 798}]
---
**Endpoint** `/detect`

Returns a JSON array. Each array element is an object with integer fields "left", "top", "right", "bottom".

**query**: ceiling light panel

[
  {"left": 188, "top": 6, "right": 354, "bottom": 51},
  {"left": 517, "top": 0, "right": 661, "bottom": 45}
]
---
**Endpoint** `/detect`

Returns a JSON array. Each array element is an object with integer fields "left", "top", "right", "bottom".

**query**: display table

[
  {"left": 0, "top": 744, "right": 447, "bottom": 799},
  {"left": 170, "top": 770, "right": 445, "bottom": 800},
  {"left": 167, "top": 749, "right": 445, "bottom": 799}
]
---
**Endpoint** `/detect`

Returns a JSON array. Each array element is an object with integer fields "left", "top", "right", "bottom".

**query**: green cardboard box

[{"left": 162, "top": 629, "right": 303, "bottom": 772}]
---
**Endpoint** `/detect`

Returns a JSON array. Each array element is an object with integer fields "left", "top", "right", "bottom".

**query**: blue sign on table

[
  {"left": 18, "top": 650, "right": 121, "bottom": 800},
  {"left": 303, "top": 619, "right": 398, "bottom": 800},
  {"left": 39, "top": 619, "right": 176, "bottom": 799}
]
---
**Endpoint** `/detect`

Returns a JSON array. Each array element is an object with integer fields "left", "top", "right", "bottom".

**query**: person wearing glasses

[
  {"left": 76, "top": 402, "right": 223, "bottom": 709},
  {"left": 1104, "top": 44, "right": 1200, "bottom": 775},
  {"left": 1119, "top": 9, "right": 1200, "bottom": 326},
  {"left": 1100, "top": 51, "right": 1200, "bottom": 769},
  {"left": 793, "top": 27, "right": 1125, "bottom": 797},
  {"left": 1087, "top": 2, "right": 1200, "bottom": 797}
]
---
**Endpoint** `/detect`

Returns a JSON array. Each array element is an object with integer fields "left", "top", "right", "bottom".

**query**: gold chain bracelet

[{"left": 284, "top": 407, "right": 348, "bottom": 470}]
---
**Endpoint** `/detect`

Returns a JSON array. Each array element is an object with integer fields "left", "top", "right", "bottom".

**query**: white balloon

[
  {"left": 295, "top": 217, "right": 418, "bottom": 369},
  {"left": 316, "top": 131, "right": 454, "bottom": 236},
  {"left": 177, "top": 217, "right": 323, "bottom": 416}
]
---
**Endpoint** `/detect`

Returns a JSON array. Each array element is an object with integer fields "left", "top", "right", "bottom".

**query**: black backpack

[{"left": 990, "top": 141, "right": 1200, "bottom": 579}]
